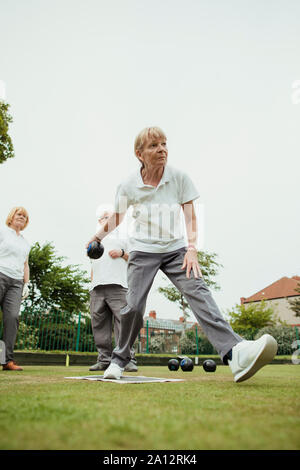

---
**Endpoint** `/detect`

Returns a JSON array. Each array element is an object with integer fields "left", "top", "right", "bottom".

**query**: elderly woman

[
  {"left": 87, "top": 127, "right": 277, "bottom": 382},
  {"left": 0, "top": 207, "right": 31, "bottom": 371}
]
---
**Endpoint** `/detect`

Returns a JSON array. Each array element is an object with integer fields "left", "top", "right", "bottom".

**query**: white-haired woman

[
  {"left": 87, "top": 127, "right": 277, "bottom": 382},
  {"left": 0, "top": 207, "right": 31, "bottom": 371}
]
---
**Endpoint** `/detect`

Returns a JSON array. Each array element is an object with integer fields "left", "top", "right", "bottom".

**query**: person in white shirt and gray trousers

[
  {"left": 0, "top": 207, "right": 31, "bottom": 371},
  {"left": 87, "top": 126, "right": 277, "bottom": 382},
  {"left": 89, "top": 208, "right": 137, "bottom": 372}
]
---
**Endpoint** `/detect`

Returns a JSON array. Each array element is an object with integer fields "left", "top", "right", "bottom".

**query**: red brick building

[{"left": 138, "top": 310, "right": 198, "bottom": 353}]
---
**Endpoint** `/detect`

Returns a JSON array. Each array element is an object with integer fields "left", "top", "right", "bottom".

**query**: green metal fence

[
  {"left": 2, "top": 310, "right": 297, "bottom": 355},
  {"left": 0, "top": 309, "right": 196, "bottom": 354},
  {"left": 0, "top": 309, "right": 96, "bottom": 353}
]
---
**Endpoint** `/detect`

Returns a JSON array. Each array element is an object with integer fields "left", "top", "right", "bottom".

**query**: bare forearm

[
  {"left": 96, "top": 212, "right": 124, "bottom": 241},
  {"left": 186, "top": 216, "right": 197, "bottom": 246},
  {"left": 182, "top": 203, "right": 198, "bottom": 247},
  {"left": 24, "top": 262, "right": 30, "bottom": 283}
]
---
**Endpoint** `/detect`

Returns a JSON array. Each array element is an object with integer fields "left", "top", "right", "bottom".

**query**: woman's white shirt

[
  {"left": 114, "top": 165, "right": 200, "bottom": 253},
  {"left": 0, "top": 226, "right": 31, "bottom": 280},
  {"left": 90, "top": 227, "right": 128, "bottom": 291}
]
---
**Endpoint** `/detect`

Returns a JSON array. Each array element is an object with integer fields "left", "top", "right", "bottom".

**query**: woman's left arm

[
  {"left": 24, "top": 258, "right": 30, "bottom": 283},
  {"left": 181, "top": 201, "right": 202, "bottom": 279},
  {"left": 22, "top": 258, "right": 30, "bottom": 300}
]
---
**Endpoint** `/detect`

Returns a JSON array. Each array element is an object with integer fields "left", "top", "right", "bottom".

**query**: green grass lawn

[{"left": 0, "top": 364, "right": 299, "bottom": 450}]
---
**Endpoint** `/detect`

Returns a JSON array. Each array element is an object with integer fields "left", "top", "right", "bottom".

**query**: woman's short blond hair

[
  {"left": 134, "top": 127, "right": 167, "bottom": 157},
  {"left": 6, "top": 206, "right": 29, "bottom": 229}
]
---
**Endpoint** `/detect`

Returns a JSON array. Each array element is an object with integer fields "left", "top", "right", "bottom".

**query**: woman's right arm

[{"left": 86, "top": 212, "right": 125, "bottom": 247}]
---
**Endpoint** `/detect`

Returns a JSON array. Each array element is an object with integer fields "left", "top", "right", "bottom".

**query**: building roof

[
  {"left": 241, "top": 276, "right": 300, "bottom": 303},
  {"left": 143, "top": 316, "right": 196, "bottom": 332}
]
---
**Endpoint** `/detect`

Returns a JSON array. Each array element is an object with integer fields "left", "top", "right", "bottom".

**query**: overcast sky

[{"left": 1, "top": 0, "right": 299, "bottom": 321}]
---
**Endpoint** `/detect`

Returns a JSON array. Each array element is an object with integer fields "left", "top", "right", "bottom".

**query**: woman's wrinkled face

[
  {"left": 11, "top": 210, "right": 28, "bottom": 230},
  {"left": 136, "top": 137, "right": 168, "bottom": 168}
]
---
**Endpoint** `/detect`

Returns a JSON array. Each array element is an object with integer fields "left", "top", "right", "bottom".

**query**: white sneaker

[
  {"left": 124, "top": 361, "right": 138, "bottom": 372},
  {"left": 103, "top": 362, "right": 124, "bottom": 380},
  {"left": 229, "top": 334, "right": 278, "bottom": 383}
]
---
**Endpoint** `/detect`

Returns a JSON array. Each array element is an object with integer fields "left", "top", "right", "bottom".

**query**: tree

[
  {"left": 178, "top": 330, "right": 197, "bottom": 355},
  {"left": 226, "top": 300, "right": 277, "bottom": 339},
  {"left": 0, "top": 101, "right": 15, "bottom": 164},
  {"left": 158, "top": 250, "right": 222, "bottom": 331},
  {"left": 22, "top": 242, "right": 90, "bottom": 314},
  {"left": 289, "top": 283, "right": 300, "bottom": 317}
]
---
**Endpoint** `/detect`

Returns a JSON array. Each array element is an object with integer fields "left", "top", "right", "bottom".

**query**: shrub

[
  {"left": 148, "top": 335, "right": 166, "bottom": 353},
  {"left": 180, "top": 330, "right": 218, "bottom": 355},
  {"left": 255, "top": 326, "right": 298, "bottom": 355},
  {"left": 179, "top": 334, "right": 197, "bottom": 355},
  {"left": 16, "top": 322, "right": 39, "bottom": 350},
  {"left": 197, "top": 333, "right": 217, "bottom": 355},
  {"left": 233, "top": 328, "right": 259, "bottom": 340}
]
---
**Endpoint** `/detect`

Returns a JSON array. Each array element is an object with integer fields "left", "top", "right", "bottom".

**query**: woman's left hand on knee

[{"left": 181, "top": 250, "right": 203, "bottom": 279}]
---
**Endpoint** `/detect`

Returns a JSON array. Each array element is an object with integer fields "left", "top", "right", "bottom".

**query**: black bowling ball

[
  {"left": 87, "top": 241, "right": 104, "bottom": 259},
  {"left": 203, "top": 359, "right": 217, "bottom": 372},
  {"left": 180, "top": 357, "right": 194, "bottom": 372},
  {"left": 168, "top": 359, "right": 180, "bottom": 371}
]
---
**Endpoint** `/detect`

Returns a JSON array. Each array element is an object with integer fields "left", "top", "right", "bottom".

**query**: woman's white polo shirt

[
  {"left": 0, "top": 226, "right": 31, "bottom": 280},
  {"left": 114, "top": 165, "right": 200, "bottom": 253}
]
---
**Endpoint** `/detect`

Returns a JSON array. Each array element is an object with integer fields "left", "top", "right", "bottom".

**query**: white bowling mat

[{"left": 65, "top": 375, "right": 184, "bottom": 384}]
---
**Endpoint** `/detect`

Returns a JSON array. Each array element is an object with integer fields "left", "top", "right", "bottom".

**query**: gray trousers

[
  {"left": 111, "top": 248, "right": 243, "bottom": 367},
  {"left": 90, "top": 284, "right": 136, "bottom": 365},
  {"left": 0, "top": 271, "right": 23, "bottom": 363}
]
